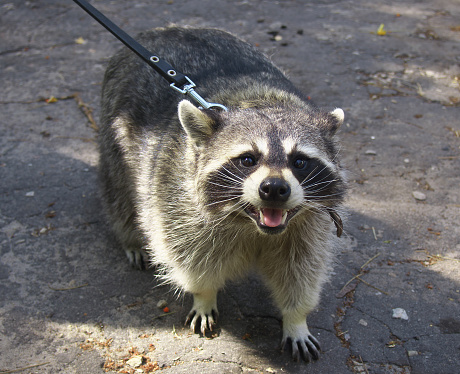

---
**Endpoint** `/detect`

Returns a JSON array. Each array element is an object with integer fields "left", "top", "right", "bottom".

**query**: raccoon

[{"left": 99, "top": 26, "right": 346, "bottom": 362}]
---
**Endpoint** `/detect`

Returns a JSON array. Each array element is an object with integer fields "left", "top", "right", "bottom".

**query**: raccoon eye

[
  {"left": 293, "top": 157, "right": 308, "bottom": 170},
  {"left": 240, "top": 155, "right": 256, "bottom": 168}
]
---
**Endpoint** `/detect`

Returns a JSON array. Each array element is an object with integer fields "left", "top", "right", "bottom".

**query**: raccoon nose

[{"left": 259, "top": 178, "right": 291, "bottom": 202}]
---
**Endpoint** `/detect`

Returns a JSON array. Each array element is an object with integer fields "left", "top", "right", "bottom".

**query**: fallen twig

[
  {"left": 73, "top": 93, "right": 98, "bottom": 132},
  {"left": 48, "top": 283, "right": 88, "bottom": 291},
  {"left": 359, "top": 356, "right": 369, "bottom": 374},
  {"left": 416, "top": 249, "right": 460, "bottom": 263},
  {"left": 357, "top": 276, "right": 389, "bottom": 295},
  {"left": 0, "top": 362, "right": 49, "bottom": 373},
  {"left": 371, "top": 226, "right": 378, "bottom": 240},
  {"left": 338, "top": 253, "right": 388, "bottom": 297},
  {"left": 361, "top": 253, "right": 381, "bottom": 269}
]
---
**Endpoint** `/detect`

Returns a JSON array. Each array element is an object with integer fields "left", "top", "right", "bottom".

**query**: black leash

[{"left": 72, "top": 0, "right": 227, "bottom": 111}]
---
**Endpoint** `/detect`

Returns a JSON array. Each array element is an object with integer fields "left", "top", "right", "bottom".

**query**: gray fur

[{"left": 99, "top": 26, "right": 347, "bottom": 362}]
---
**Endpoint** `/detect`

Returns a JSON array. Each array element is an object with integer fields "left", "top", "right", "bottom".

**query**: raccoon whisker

[
  {"left": 300, "top": 165, "right": 322, "bottom": 186},
  {"left": 207, "top": 191, "right": 243, "bottom": 198},
  {"left": 302, "top": 180, "right": 337, "bottom": 197},
  {"left": 332, "top": 144, "right": 344, "bottom": 163},
  {"left": 209, "top": 192, "right": 241, "bottom": 200},
  {"left": 304, "top": 188, "right": 344, "bottom": 199},
  {"left": 300, "top": 166, "right": 335, "bottom": 187},
  {"left": 305, "top": 194, "right": 345, "bottom": 204},
  {"left": 206, "top": 195, "right": 242, "bottom": 207},
  {"left": 225, "top": 161, "right": 246, "bottom": 179},
  {"left": 301, "top": 171, "right": 339, "bottom": 196},
  {"left": 207, "top": 181, "right": 242, "bottom": 190},
  {"left": 307, "top": 175, "right": 339, "bottom": 186},
  {"left": 303, "top": 179, "right": 339, "bottom": 192},
  {"left": 219, "top": 165, "right": 245, "bottom": 183},
  {"left": 304, "top": 187, "right": 339, "bottom": 199},
  {"left": 213, "top": 176, "right": 242, "bottom": 188}
]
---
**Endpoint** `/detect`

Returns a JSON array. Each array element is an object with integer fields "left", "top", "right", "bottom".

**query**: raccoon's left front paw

[
  {"left": 281, "top": 323, "right": 321, "bottom": 362},
  {"left": 185, "top": 291, "right": 218, "bottom": 335}
]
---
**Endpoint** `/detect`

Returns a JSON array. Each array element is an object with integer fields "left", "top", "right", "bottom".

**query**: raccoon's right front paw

[
  {"left": 281, "top": 333, "right": 321, "bottom": 362},
  {"left": 281, "top": 321, "right": 321, "bottom": 362},
  {"left": 124, "top": 248, "right": 148, "bottom": 270},
  {"left": 185, "top": 291, "right": 219, "bottom": 335}
]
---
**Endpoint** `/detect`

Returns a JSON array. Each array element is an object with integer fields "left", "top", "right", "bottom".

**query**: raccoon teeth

[
  {"left": 244, "top": 206, "right": 294, "bottom": 229},
  {"left": 281, "top": 210, "right": 288, "bottom": 225}
]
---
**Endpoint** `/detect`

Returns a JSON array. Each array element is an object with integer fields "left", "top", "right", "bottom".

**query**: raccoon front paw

[
  {"left": 281, "top": 323, "right": 321, "bottom": 362},
  {"left": 185, "top": 291, "right": 219, "bottom": 335},
  {"left": 282, "top": 334, "right": 321, "bottom": 362},
  {"left": 124, "top": 248, "right": 148, "bottom": 270}
]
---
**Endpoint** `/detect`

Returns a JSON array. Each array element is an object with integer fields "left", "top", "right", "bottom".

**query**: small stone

[
  {"left": 404, "top": 158, "right": 410, "bottom": 163},
  {"left": 359, "top": 319, "right": 368, "bottom": 326},
  {"left": 25, "top": 191, "right": 35, "bottom": 197},
  {"left": 126, "top": 355, "right": 143, "bottom": 368},
  {"left": 274, "top": 35, "right": 283, "bottom": 41},
  {"left": 365, "top": 149, "right": 377, "bottom": 155},
  {"left": 268, "top": 22, "right": 282, "bottom": 31},
  {"left": 394, "top": 52, "right": 410, "bottom": 59},
  {"left": 412, "top": 191, "right": 426, "bottom": 201},
  {"left": 269, "top": 21, "right": 283, "bottom": 31},
  {"left": 408, "top": 350, "right": 419, "bottom": 357},
  {"left": 157, "top": 299, "right": 168, "bottom": 309},
  {"left": 392, "top": 308, "right": 409, "bottom": 320}
]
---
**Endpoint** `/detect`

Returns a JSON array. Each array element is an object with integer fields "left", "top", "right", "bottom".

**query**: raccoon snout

[{"left": 259, "top": 177, "right": 291, "bottom": 202}]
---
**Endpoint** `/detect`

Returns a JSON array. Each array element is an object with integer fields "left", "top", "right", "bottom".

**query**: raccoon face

[
  {"left": 178, "top": 100, "right": 345, "bottom": 235},
  {"left": 237, "top": 143, "right": 343, "bottom": 235}
]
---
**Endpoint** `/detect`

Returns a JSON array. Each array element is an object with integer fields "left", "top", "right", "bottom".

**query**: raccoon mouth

[{"left": 244, "top": 206, "right": 299, "bottom": 233}]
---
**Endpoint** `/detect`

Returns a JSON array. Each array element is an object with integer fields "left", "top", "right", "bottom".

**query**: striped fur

[{"left": 99, "top": 26, "right": 347, "bottom": 362}]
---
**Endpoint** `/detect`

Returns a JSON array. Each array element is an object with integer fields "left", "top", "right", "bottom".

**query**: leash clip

[{"left": 170, "top": 76, "right": 228, "bottom": 112}]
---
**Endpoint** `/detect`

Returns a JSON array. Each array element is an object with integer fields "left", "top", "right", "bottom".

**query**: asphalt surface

[{"left": 1, "top": 0, "right": 459, "bottom": 373}]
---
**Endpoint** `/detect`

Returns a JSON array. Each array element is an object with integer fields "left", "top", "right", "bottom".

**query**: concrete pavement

[{"left": 1, "top": 0, "right": 459, "bottom": 373}]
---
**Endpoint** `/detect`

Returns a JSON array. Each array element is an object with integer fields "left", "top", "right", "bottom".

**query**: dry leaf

[
  {"left": 75, "top": 36, "right": 87, "bottom": 45},
  {"left": 45, "top": 96, "right": 58, "bottom": 104},
  {"left": 377, "top": 24, "right": 387, "bottom": 36}
]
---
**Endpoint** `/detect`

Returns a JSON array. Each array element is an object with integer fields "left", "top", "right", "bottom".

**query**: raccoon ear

[
  {"left": 328, "top": 108, "right": 345, "bottom": 135},
  {"left": 178, "top": 100, "right": 217, "bottom": 145}
]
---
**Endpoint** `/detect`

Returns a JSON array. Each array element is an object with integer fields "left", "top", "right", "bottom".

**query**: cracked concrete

[{"left": 1, "top": 0, "right": 459, "bottom": 373}]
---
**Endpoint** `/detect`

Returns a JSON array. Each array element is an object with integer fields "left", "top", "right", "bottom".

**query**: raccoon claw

[
  {"left": 281, "top": 335, "right": 321, "bottom": 363},
  {"left": 185, "top": 291, "right": 219, "bottom": 335},
  {"left": 125, "top": 249, "right": 148, "bottom": 270},
  {"left": 185, "top": 309, "right": 218, "bottom": 335}
]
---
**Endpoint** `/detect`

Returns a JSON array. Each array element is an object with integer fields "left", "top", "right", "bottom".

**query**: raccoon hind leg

[
  {"left": 124, "top": 247, "right": 149, "bottom": 270},
  {"left": 111, "top": 219, "right": 148, "bottom": 270}
]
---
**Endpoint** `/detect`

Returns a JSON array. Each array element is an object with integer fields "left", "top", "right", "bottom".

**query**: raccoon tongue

[{"left": 260, "top": 208, "right": 284, "bottom": 227}]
